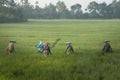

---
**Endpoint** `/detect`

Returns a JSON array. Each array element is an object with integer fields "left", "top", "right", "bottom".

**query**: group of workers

[
  {"left": 37, "top": 41, "right": 74, "bottom": 55},
  {"left": 37, "top": 41, "right": 52, "bottom": 56},
  {"left": 6, "top": 40, "right": 112, "bottom": 56}
]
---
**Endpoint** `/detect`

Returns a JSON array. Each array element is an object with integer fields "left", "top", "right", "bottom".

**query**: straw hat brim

[
  {"left": 66, "top": 42, "right": 72, "bottom": 44},
  {"left": 104, "top": 40, "right": 110, "bottom": 43},
  {"left": 10, "top": 40, "right": 16, "bottom": 43}
]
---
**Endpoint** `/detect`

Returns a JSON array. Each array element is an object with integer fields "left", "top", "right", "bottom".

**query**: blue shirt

[{"left": 37, "top": 43, "right": 44, "bottom": 51}]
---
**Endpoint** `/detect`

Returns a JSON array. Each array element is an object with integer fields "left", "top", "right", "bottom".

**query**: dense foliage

[
  {"left": 0, "top": 0, "right": 120, "bottom": 22},
  {"left": 22, "top": 0, "right": 120, "bottom": 19},
  {"left": 0, "top": 0, "right": 27, "bottom": 22}
]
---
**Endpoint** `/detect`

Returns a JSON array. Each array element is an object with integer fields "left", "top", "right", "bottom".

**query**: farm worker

[
  {"left": 65, "top": 42, "right": 74, "bottom": 54},
  {"left": 43, "top": 42, "right": 52, "bottom": 56},
  {"left": 37, "top": 41, "right": 44, "bottom": 53},
  {"left": 7, "top": 40, "right": 16, "bottom": 54},
  {"left": 103, "top": 40, "right": 112, "bottom": 53}
]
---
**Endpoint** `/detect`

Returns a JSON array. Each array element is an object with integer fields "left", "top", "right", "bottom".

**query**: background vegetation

[
  {"left": 0, "top": 20, "right": 120, "bottom": 80},
  {"left": 0, "top": 0, "right": 27, "bottom": 22},
  {"left": 23, "top": 0, "right": 120, "bottom": 19},
  {"left": 0, "top": 0, "right": 120, "bottom": 23}
]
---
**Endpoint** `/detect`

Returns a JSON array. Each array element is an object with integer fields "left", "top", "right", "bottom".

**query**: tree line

[
  {"left": 0, "top": 0, "right": 120, "bottom": 22},
  {"left": 22, "top": 0, "right": 120, "bottom": 19},
  {"left": 0, "top": 0, "right": 27, "bottom": 22}
]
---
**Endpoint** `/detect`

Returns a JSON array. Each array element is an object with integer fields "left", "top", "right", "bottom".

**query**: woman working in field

[
  {"left": 37, "top": 41, "right": 44, "bottom": 53},
  {"left": 65, "top": 42, "right": 74, "bottom": 54},
  {"left": 7, "top": 40, "right": 16, "bottom": 54},
  {"left": 103, "top": 40, "right": 112, "bottom": 53},
  {"left": 43, "top": 42, "right": 52, "bottom": 56}
]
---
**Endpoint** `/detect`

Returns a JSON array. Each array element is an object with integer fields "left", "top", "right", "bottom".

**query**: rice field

[{"left": 0, "top": 19, "right": 120, "bottom": 80}]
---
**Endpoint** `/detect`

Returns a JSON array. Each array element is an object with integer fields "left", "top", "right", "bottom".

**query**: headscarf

[
  {"left": 39, "top": 41, "right": 43, "bottom": 45},
  {"left": 44, "top": 42, "right": 49, "bottom": 46}
]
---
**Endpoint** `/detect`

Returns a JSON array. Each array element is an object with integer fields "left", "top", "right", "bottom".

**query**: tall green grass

[{"left": 0, "top": 19, "right": 120, "bottom": 80}]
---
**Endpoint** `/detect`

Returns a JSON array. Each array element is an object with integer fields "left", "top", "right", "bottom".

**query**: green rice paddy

[{"left": 0, "top": 19, "right": 120, "bottom": 80}]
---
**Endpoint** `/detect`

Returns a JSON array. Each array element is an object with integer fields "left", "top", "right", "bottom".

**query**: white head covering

[
  {"left": 104, "top": 40, "right": 110, "bottom": 43},
  {"left": 66, "top": 42, "right": 72, "bottom": 45},
  {"left": 39, "top": 41, "right": 43, "bottom": 44}
]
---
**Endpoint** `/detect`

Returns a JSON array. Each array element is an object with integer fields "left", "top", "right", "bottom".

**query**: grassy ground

[{"left": 0, "top": 19, "right": 120, "bottom": 80}]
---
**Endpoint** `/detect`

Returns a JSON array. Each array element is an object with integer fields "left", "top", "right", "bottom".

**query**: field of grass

[{"left": 0, "top": 19, "right": 120, "bottom": 80}]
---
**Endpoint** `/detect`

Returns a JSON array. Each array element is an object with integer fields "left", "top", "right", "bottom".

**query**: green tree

[
  {"left": 9, "top": 0, "right": 16, "bottom": 7},
  {"left": 110, "top": 0, "right": 120, "bottom": 18},
  {"left": 0, "top": 0, "right": 8, "bottom": 6},
  {"left": 23, "top": 5, "right": 34, "bottom": 18},
  {"left": 21, "top": 0, "right": 29, "bottom": 8},
  {"left": 87, "top": 1, "right": 99, "bottom": 18},
  {"left": 0, "top": 0, "right": 26, "bottom": 22},
  {"left": 71, "top": 4, "right": 83, "bottom": 18},
  {"left": 56, "top": 1, "right": 70, "bottom": 18},
  {"left": 44, "top": 3, "right": 58, "bottom": 19},
  {"left": 97, "top": 2, "right": 107, "bottom": 18}
]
